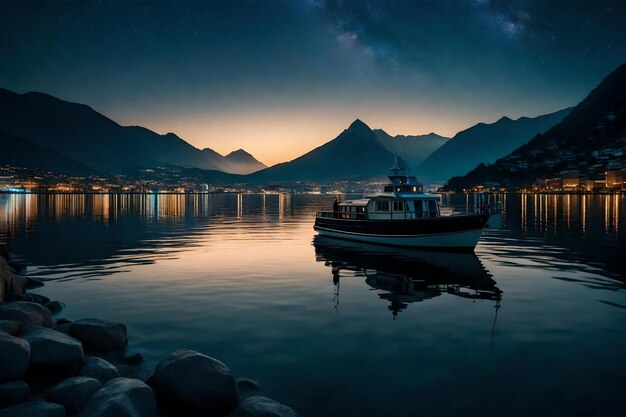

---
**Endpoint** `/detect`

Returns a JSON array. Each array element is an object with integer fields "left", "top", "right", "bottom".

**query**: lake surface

[{"left": 1, "top": 193, "right": 625, "bottom": 417}]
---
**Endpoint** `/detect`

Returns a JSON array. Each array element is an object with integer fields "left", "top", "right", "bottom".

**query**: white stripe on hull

[{"left": 314, "top": 227, "right": 484, "bottom": 249}]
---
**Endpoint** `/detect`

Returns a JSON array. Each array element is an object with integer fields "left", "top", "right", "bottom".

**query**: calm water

[{"left": 1, "top": 193, "right": 625, "bottom": 417}]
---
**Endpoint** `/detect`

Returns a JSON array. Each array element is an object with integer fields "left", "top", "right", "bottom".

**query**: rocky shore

[{"left": 0, "top": 244, "right": 299, "bottom": 417}]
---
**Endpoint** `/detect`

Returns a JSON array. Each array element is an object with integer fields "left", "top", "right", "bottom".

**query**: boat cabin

[{"left": 336, "top": 160, "right": 441, "bottom": 220}]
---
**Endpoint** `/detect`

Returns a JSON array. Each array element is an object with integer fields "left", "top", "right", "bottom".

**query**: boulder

[
  {"left": 0, "top": 302, "right": 53, "bottom": 329},
  {"left": 229, "top": 396, "right": 300, "bottom": 417},
  {"left": 154, "top": 349, "right": 238, "bottom": 414},
  {"left": 78, "top": 377, "right": 155, "bottom": 417},
  {"left": 0, "top": 401, "right": 65, "bottom": 417},
  {"left": 122, "top": 353, "right": 143, "bottom": 365},
  {"left": 46, "top": 301, "right": 65, "bottom": 315},
  {"left": 69, "top": 319, "right": 127, "bottom": 351},
  {"left": 8, "top": 262, "right": 27, "bottom": 276},
  {"left": 46, "top": 377, "right": 102, "bottom": 416},
  {"left": 79, "top": 358, "right": 119, "bottom": 384},
  {"left": 0, "top": 319, "right": 23, "bottom": 336},
  {"left": 22, "top": 327, "right": 84, "bottom": 378},
  {"left": 236, "top": 378, "right": 262, "bottom": 401},
  {"left": 25, "top": 277, "right": 45, "bottom": 290},
  {"left": 0, "top": 380, "right": 31, "bottom": 407},
  {"left": 0, "top": 330, "right": 30, "bottom": 381},
  {"left": 28, "top": 293, "right": 51, "bottom": 305},
  {"left": 0, "top": 262, "right": 12, "bottom": 304},
  {"left": 9, "top": 275, "right": 28, "bottom": 294}
]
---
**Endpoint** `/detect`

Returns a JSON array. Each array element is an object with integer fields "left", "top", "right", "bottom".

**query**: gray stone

[
  {"left": 122, "top": 353, "right": 143, "bottom": 365},
  {"left": 9, "top": 275, "right": 28, "bottom": 294},
  {"left": 0, "top": 401, "right": 65, "bottom": 417},
  {"left": 154, "top": 349, "right": 238, "bottom": 413},
  {"left": 69, "top": 319, "right": 127, "bottom": 351},
  {"left": 78, "top": 377, "right": 155, "bottom": 417},
  {"left": 236, "top": 378, "right": 262, "bottom": 401},
  {"left": 79, "top": 358, "right": 119, "bottom": 384},
  {"left": 25, "top": 277, "right": 45, "bottom": 290},
  {"left": 46, "top": 301, "right": 65, "bottom": 315},
  {"left": 46, "top": 377, "right": 101, "bottom": 416},
  {"left": 28, "top": 293, "right": 51, "bottom": 305},
  {"left": 229, "top": 396, "right": 300, "bottom": 417},
  {"left": 56, "top": 323, "right": 72, "bottom": 334},
  {"left": 0, "top": 380, "right": 30, "bottom": 407},
  {"left": 0, "top": 330, "right": 30, "bottom": 382},
  {"left": 0, "top": 319, "right": 23, "bottom": 336},
  {"left": 0, "top": 302, "right": 53, "bottom": 329},
  {"left": 22, "top": 327, "right": 84, "bottom": 377}
]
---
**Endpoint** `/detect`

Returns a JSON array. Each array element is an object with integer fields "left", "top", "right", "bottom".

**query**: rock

[
  {"left": 69, "top": 319, "right": 127, "bottom": 351},
  {"left": 79, "top": 358, "right": 119, "bottom": 384},
  {"left": 46, "top": 301, "right": 65, "bottom": 315},
  {"left": 8, "top": 261, "right": 27, "bottom": 276},
  {"left": 9, "top": 275, "right": 28, "bottom": 294},
  {"left": 0, "top": 261, "right": 12, "bottom": 304},
  {"left": 0, "top": 319, "right": 23, "bottom": 336},
  {"left": 236, "top": 378, "right": 262, "bottom": 401},
  {"left": 154, "top": 349, "right": 238, "bottom": 414},
  {"left": 0, "top": 381, "right": 31, "bottom": 407},
  {"left": 0, "top": 330, "right": 30, "bottom": 382},
  {"left": 78, "top": 377, "right": 155, "bottom": 417},
  {"left": 123, "top": 353, "right": 143, "bottom": 365},
  {"left": 5, "top": 293, "right": 29, "bottom": 302},
  {"left": 0, "top": 401, "right": 65, "bottom": 417},
  {"left": 22, "top": 327, "right": 84, "bottom": 378},
  {"left": 56, "top": 323, "right": 72, "bottom": 334},
  {"left": 25, "top": 277, "right": 45, "bottom": 290},
  {"left": 29, "top": 293, "right": 51, "bottom": 305},
  {"left": 0, "top": 302, "right": 53, "bottom": 329},
  {"left": 46, "top": 377, "right": 101, "bottom": 416},
  {"left": 56, "top": 319, "right": 72, "bottom": 326},
  {"left": 229, "top": 396, "right": 300, "bottom": 417}
]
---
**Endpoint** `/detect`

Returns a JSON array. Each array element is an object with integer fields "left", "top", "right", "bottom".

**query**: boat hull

[{"left": 313, "top": 214, "right": 489, "bottom": 252}]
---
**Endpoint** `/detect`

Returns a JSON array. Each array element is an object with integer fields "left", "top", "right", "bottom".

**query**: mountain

[
  {"left": 0, "top": 88, "right": 263, "bottom": 175},
  {"left": 416, "top": 107, "right": 572, "bottom": 183},
  {"left": 0, "top": 131, "right": 96, "bottom": 175},
  {"left": 373, "top": 129, "right": 449, "bottom": 169},
  {"left": 221, "top": 149, "right": 267, "bottom": 174},
  {"left": 446, "top": 62, "right": 626, "bottom": 190},
  {"left": 248, "top": 119, "right": 405, "bottom": 183}
]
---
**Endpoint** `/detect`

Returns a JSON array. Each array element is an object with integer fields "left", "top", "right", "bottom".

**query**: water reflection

[{"left": 313, "top": 236, "right": 501, "bottom": 318}]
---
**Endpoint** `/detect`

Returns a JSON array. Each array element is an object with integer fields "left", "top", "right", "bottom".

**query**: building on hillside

[
  {"left": 605, "top": 170, "right": 626, "bottom": 190},
  {"left": 560, "top": 170, "right": 580, "bottom": 190}
]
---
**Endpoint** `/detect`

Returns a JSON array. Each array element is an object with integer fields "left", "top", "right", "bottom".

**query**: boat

[{"left": 313, "top": 159, "right": 489, "bottom": 251}]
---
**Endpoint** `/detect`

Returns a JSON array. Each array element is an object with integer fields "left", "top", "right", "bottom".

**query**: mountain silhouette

[
  {"left": 0, "top": 131, "right": 96, "bottom": 175},
  {"left": 0, "top": 88, "right": 264, "bottom": 175},
  {"left": 373, "top": 129, "right": 449, "bottom": 169},
  {"left": 417, "top": 107, "right": 572, "bottom": 183},
  {"left": 446, "top": 62, "right": 626, "bottom": 189},
  {"left": 248, "top": 119, "right": 405, "bottom": 183}
]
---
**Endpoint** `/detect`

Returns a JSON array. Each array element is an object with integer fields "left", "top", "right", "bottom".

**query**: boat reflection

[{"left": 313, "top": 236, "right": 502, "bottom": 317}]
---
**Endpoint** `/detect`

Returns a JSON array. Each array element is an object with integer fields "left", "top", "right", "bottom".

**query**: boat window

[
  {"left": 415, "top": 200, "right": 423, "bottom": 217},
  {"left": 393, "top": 201, "right": 405, "bottom": 211},
  {"left": 427, "top": 200, "right": 438, "bottom": 217},
  {"left": 376, "top": 201, "right": 390, "bottom": 211},
  {"left": 412, "top": 186, "right": 417, "bottom": 192}
]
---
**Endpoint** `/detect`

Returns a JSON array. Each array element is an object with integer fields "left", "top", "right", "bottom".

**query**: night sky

[{"left": 2, "top": 0, "right": 625, "bottom": 165}]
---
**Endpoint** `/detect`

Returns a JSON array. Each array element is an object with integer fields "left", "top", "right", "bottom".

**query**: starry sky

[{"left": 1, "top": 0, "right": 625, "bottom": 165}]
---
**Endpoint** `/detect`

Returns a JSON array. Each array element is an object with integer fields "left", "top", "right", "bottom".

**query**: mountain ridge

[
  {"left": 446, "top": 62, "right": 626, "bottom": 190},
  {"left": 0, "top": 88, "right": 265, "bottom": 175},
  {"left": 416, "top": 107, "right": 573, "bottom": 183}
]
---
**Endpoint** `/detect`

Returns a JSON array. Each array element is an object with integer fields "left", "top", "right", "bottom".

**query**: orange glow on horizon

[{"left": 115, "top": 104, "right": 503, "bottom": 167}]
